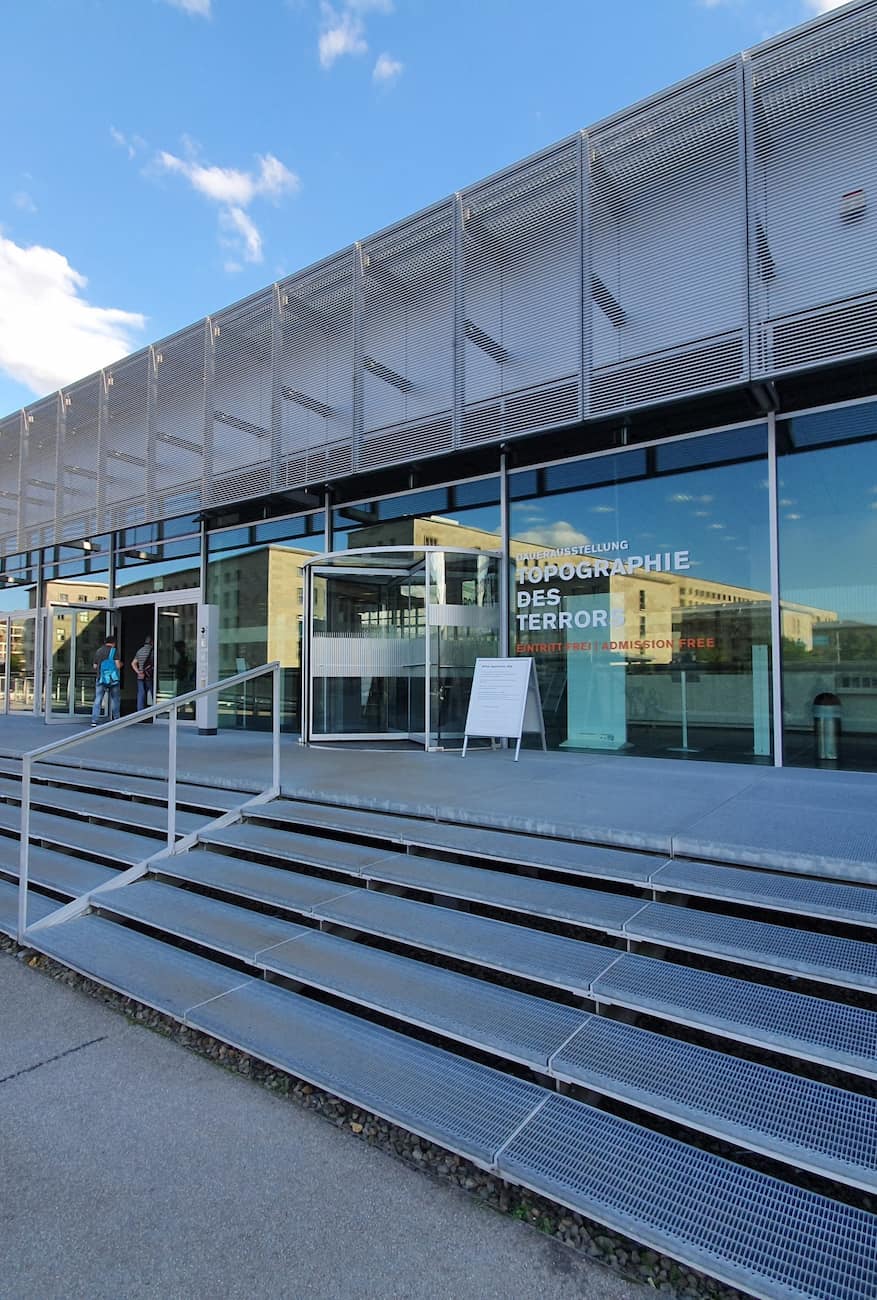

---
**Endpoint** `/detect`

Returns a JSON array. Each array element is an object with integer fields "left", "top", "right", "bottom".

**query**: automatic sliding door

[
  {"left": 45, "top": 604, "right": 108, "bottom": 722},
  {"left": 6, "top": 614, "right": 37, "bottom": 713}
]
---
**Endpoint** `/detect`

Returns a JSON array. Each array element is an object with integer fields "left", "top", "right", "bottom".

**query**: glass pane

[
  {"left": 8, "top": 617, "right": 36, "bottom": 712},
  {"left": 155, "top": 604, "right": 198, "bottom": 720},
  {"left": 73, "top": 610, "right": 108, "bottom": 716},
  {"left": 49, "top": 611, "right": 72, "bottom": 716},
  {"left": 779, "top": 412, "right": 877, "bottom": 770},
  {"left": 509, "top": 430, "right": 771, "bottom": 762},
  {"left": 427, "top": 550, "right": 500, "bottom": 747}
]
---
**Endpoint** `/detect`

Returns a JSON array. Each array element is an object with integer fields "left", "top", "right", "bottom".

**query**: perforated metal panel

[
  {"left": 749, "top": 2, "right": 877, "bottom": 376},
  {"left": 209, "top": 290, "right": 274, "bottom": 508},
  {"left": 104, "top": 352, "right": 149, "bottom": 531},
  {"left": 19, "top": 395, "right": 59, "bottom": 546},
  {"left": 278, "top": 251, "right": 355, "bottom": 485},
  {"left": 152, "top": 323, "right": 207, "bottom": 517},
  {"left": 588, "top": 63, "right": 746, "bottom": 416},
  {"left": 61, "top": 376, "right": 102, "bottom": 542},
  {"left": 461, "top": 140, "right": 581, "bottom": 445},
  {"left": 0, "top": 413, "right": 23, "bottom": 554},
  {"left": 359, "top": 202, "right": 454, "bottom": 469}
]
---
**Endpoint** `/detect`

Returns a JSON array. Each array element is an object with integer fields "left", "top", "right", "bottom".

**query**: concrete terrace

[{"left": 1, "top": 714, "right": 877, "bottom": 883}]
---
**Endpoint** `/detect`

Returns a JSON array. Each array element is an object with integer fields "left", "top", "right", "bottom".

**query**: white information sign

[{"left": 462, "top": 657, "right": 547, "bottom": 761}]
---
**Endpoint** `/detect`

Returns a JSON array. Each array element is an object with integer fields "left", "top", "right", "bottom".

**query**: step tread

[
  {"left": 260, "top": 928, "right": 589, "bottom": 1069},
  {"left": 366, "top": 854, "right": 644, "bottom": 932},
  {"left": 95, "top": 879, "right": 312, "bottom": 961},
  {"left": 497, "top": 1093, "right": 877, "bottom": 1300},
  {"left": 594, "top": 953, "right": 877, "bottom": 1079},
  {"left": 312, "top": 888, "right": 618, "bottom": 993},
  {"left": 28, "top": 913, "right": 253, "bottom": 1017},
  {"left": 553, "top": 1016, "right": 877, "bottom": 1192},
  {"left": 0, "top": 777, "right": 205, "bottom": 835},
  {"left": 0, "top": 803, "right": 168, "bottom": 863},
  {"left": 653, "top": 859, "right": 877, "bottom": 927},
  {"left": 0, "top": 841, "right": 116, "bottom": 899},
  {"left": 0, "top": 757, "right": 247, "bottom": 812},
  {"left": 0, "top": 877, "right": 57, "bottom": 936},
  {"left": 155, "top": 849, "right": 358, "bottom": 914},
  {"left": 201, "top": 822, "right": 397, "bottom": 875},
  {"left": 257, "top": 799, "right": 659, "bottom": 884},
  {"left": 628, "top": 902, "right": 877, "bottom": 990}
]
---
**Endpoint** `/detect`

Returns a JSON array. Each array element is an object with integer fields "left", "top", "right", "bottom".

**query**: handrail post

[
  {"left": 272, "top": 663, "right": 280, "bottom": 792},
  {"left": 167, "top": 703, "right": 178, "bottom": 849},
  {"left": 18, "top": 754, "right": 31, "bottom": 941}
]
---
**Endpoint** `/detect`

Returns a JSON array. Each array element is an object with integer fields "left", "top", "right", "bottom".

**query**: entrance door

[
  {"left": 45, "top": 603, "right": 109, "bottom": 723},
  {"left": 308, "top": 564, "right": 426, "bottom": 741},
  {"left": 154, "top": 603, "right": 198, "bottom": 721}
]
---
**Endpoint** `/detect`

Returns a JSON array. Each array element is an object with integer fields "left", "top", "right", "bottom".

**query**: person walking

[
  {"left": 131, "top": 634, "right": 154, "bottom": 711},
  {"left": 91, "top": 634, "right": 122, "bottom": 726}
]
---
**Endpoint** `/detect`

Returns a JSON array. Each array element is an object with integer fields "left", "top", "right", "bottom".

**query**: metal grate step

[
  {"left": 594, "top": 954, "right": 877, "bottom": 1080},
  {"left": 95, "top": 879, "right": 312, "bottom": 962},
  {"left": 0, "top": 802, "right": 170, "bottom": 864},
  {"left": 365, "top": 853, "right": 646, "bottom": 934},
  {"left": 312, "top": 888, "right": 619, "bottom": 994},
  {"left": 28, "top": 913, "right": 254, "bottom": 1019},
  {"left": 260, "top": 928, "right": 590, "bottom": 1070},
  {"left": 0, "top": 777, "right": 204, "bottom": 836},
  {"left": 552, "top": 1016, "right": 877, "bottom": 1193},
  {"left": 200, "top": 822, "right": 399, "bottom": 876},
  {"left": 156, "top": 848, "right": 359, "bottom": 915},
  {"left": 652, "top": 859, "right": 877, "bottom": 929},
  {"left": 496, "top": 1093, "right": 877, "bottom": 1300},
  {"left": 0, "top": 841, "right": 115, "bottom": 900},
  {"left": 627, "top": 902, "right": 877, "bottom": 992},
  {"left": 0, "top": 757, "right": 248, "bottom": 813},
  {"left": 0, "top": 878, "right": 57, "bottom": 936},
  {"left": 253, "top": 798, "right": 659, "bottom": 885}
]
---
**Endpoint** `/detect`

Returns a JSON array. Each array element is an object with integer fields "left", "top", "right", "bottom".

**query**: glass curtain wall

[
  {"left": 509, "top": 426, "right": 771, "bottom": 760},
  {"left": 778, "top": 401, "right": 877, "bottom": 771},
  {"left": 206, "top": 511, "right": 325, "bottom": 730}
]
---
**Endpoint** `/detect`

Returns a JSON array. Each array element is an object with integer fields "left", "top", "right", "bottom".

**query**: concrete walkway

[
  {"left": 0, "top": 952, "right": 643, "bottom": 1300},
  {"left": 2, "top": 713, "right": 877, "bottom": 879}
]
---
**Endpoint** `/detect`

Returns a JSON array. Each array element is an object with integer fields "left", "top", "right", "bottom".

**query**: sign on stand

[{"left": 462, "top": 657, "right": 547, "bottom": 761}]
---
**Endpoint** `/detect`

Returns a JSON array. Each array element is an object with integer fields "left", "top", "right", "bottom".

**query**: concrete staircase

[{"left": 2, "top": 756, "right": 877, "bottom": 1300}]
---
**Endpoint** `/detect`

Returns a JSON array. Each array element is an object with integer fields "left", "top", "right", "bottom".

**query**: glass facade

[
  {"left": 510, "top": 426, "right": 772, "bottom": 761},
  {"left": 778, "top": 404, "right": 877, "bottom": 770},
  {"left": 9, "top": 398, "right": 877, "bottom": 771}
]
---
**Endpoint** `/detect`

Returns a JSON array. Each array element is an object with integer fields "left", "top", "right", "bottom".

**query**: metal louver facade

[{"left": 2, "top": 0, "right": 875, "bottom": 556}]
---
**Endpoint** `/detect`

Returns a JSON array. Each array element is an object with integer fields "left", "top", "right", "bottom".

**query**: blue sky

[{"left": 0, "top": 0, "right": 842, "bottom": 418}]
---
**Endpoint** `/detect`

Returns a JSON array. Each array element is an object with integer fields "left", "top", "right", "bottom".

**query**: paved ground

[
  {"left": 0, "top": 952, "right": 643, "bottom": 1300},
  {"left": 2, "top": 713, "right": 877, "bottom": 878}
]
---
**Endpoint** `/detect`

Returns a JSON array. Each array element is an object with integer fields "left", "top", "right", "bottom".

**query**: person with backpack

[
  {"left": 91, "top": 634, "right": 122, "bottom": 726},
  {"left": 130, "top": 634, "right": 154, "bottom": 711}
]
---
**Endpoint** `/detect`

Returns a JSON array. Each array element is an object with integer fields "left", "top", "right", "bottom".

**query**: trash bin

[{"left": 813, "top": 692, "right": 841, "bottom": 761}]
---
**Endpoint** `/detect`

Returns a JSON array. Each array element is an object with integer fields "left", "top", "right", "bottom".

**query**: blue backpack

[{"left": 98, "top": 653, "right": 120, "bottom": 686}]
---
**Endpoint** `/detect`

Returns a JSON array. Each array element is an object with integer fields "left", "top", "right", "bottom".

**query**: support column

[{"left": 767, "top": 409, "right": 784, "bottom": 767}]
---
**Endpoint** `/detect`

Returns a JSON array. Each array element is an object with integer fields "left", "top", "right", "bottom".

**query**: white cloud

[
  {"left": 805, "top": 0, "right": 847, "bottom": 11},
  {"left": 155, "top": 147, "right": 299, "bottom": 267},
  {"left": 12, "top": 192, "right": 37, "bottom": 214},
  {"left": 220, "top": 206, "right": 262, "bottom": 263},
  {"left": 373, "top": 52, "right": 403, "bottom": 84},
  {"left": 319, "top": 6, "right": 368, "bottom": 67},
  {"left": 0, "top": 235, "right": 146, "bottom": 398},
  {"left": 163, "top": 0, "right": 212, "bottom": 16}
]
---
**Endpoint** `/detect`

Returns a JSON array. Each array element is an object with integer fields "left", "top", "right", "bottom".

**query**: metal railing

[{"left": 17, "top": 662, "right": 281, "bottom": 942}]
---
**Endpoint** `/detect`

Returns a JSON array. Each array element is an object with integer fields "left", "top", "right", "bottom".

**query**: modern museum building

[{"left": 2, "top": 0, "right": 876, "bottom": 771}]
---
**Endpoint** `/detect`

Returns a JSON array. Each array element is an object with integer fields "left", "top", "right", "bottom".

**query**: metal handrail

[{"left": 17, "top": 661, "right": 281, "bottom": 941}]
